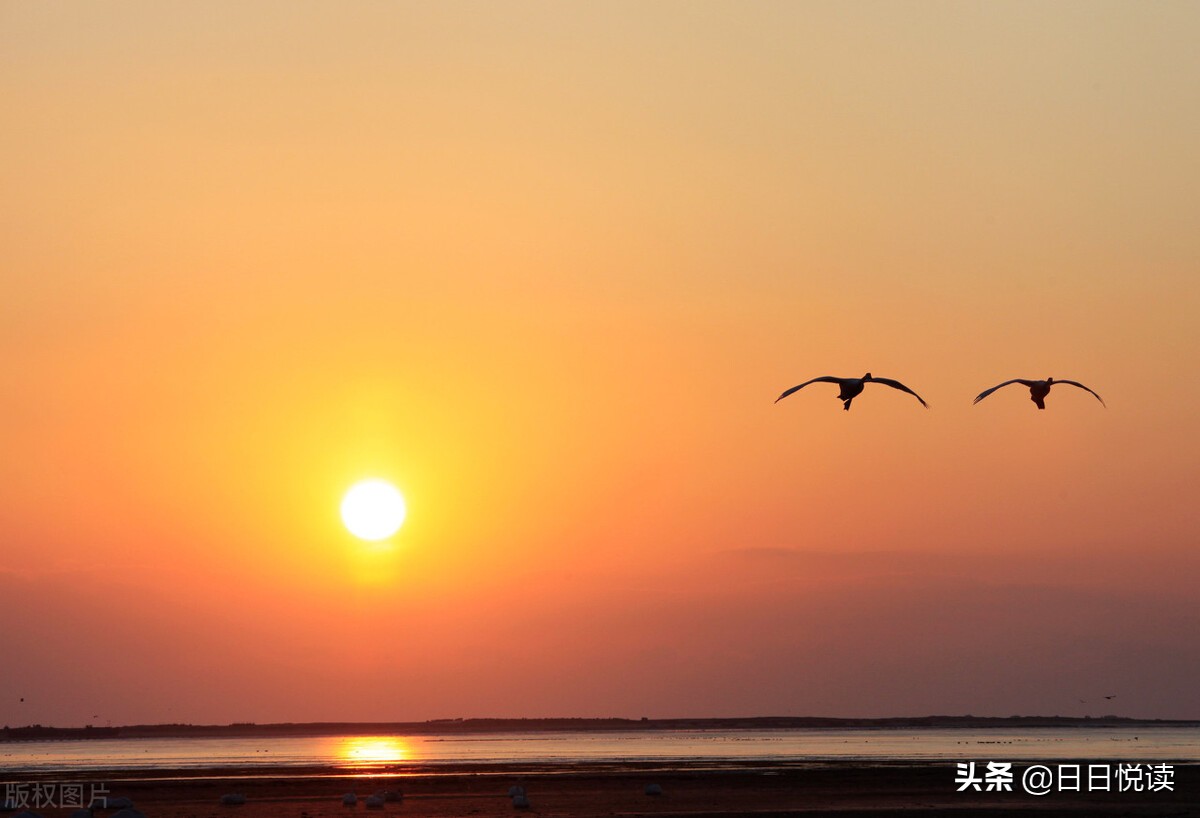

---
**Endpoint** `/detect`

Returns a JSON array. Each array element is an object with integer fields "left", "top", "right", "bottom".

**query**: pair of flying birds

[{"left": 775, "top": 374, "right": 1106, "bottom": 411}]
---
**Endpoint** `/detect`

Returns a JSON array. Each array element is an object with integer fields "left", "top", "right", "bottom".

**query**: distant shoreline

[{"left": 4, "top": 715, "right": 1199, "bottom": 741}]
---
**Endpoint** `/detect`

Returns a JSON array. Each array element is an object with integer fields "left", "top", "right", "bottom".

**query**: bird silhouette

[
  {"left": 973, "top": 377, "right": 1105, "bottom": 410},
  {"left": 775, "top": 373, "right": 928, "bottom": 411}
]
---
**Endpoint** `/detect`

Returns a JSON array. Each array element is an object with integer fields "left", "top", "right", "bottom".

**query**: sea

[{"left": 3, "top": 727, "right": 1198, "bottom": 776}]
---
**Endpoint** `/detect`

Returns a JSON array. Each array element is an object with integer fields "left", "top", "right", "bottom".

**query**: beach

[{"left": 9, "top": 762, "right": 1198, "bottom": 818}]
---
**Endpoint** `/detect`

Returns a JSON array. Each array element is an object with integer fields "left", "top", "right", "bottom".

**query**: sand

[{"left": 8, "top": 762, "right": 1198, "bottom": 817}]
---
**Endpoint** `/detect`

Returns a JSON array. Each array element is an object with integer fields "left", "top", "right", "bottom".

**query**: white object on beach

[
  {"left": 644, "top": 783, "right": 664, "bottom": 796},
  {"left": 220, "top": 794, "right": 246, "bottom": 806},
  {"left": 511, "top": 794, "right": 530, "bottom": 809},
  {"left": 342, "top": 793, "right": 357, "bottom": 806}
]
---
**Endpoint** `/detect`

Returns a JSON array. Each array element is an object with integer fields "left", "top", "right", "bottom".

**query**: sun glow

[
  {"left": 341, "top": 479, "right": 407, "bottom": 541},
  {"left": 338, "top": 736, "right": 411, "bottom": 767}
]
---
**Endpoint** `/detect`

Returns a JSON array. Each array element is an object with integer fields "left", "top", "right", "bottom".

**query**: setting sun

[{"left": 341, "top": 480, "right": 407, "bottom": 541}]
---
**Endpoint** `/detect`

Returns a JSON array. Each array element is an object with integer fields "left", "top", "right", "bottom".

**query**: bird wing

[
  {"left": 973, "top": 379, "right": 1035, "bottom": 404},
  {"left": 869, "top": 377, "right": 928, "bottom": 408},
  {"left": 1056, "top": 379, "right": 1106, "bottom": 407},
  {"left": 775, "top": 376, "right": 842, "bottom": 403}
]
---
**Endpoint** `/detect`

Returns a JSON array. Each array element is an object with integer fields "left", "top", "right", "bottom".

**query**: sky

[{"left": 2, "top": 2, "right": 1199, "bottom": 726}]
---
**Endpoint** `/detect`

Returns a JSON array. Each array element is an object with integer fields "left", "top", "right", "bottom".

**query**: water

[{"left": 2, "top": 727, "right": 1197, "bottom": 776}]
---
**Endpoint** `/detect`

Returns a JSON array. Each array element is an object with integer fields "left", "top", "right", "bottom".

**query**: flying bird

[
  {"left": 775, "top": 373, "right": 928, "bottom": 411},
  {"left": 973, "top": 377, "right": 1105, "bottom": 410}
]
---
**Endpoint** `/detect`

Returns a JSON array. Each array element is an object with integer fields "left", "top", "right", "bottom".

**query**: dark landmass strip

[
  {"left": 4, "top": 715, "right": 1198, "bottom": 741},
  {"left": 1, "top": 724, "right": 120, "bottom": 740}
]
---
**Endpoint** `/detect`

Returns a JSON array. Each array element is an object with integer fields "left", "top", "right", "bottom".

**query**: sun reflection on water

[{"left": 337, "top": 736, "right": 412, "bottom": 768}]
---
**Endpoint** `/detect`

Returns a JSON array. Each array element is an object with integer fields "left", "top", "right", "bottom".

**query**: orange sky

[{"left": 3, "top": 2, "right": 1199, "bottom": 726}]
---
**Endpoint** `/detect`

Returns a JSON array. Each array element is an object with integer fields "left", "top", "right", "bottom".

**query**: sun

[{"left": 341, "top": 479, "right": 407, "bottom": 541}]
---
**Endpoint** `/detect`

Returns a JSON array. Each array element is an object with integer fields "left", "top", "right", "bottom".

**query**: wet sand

[{"left": 11, "top": 762, "right": 1199, "bottom": 817}]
